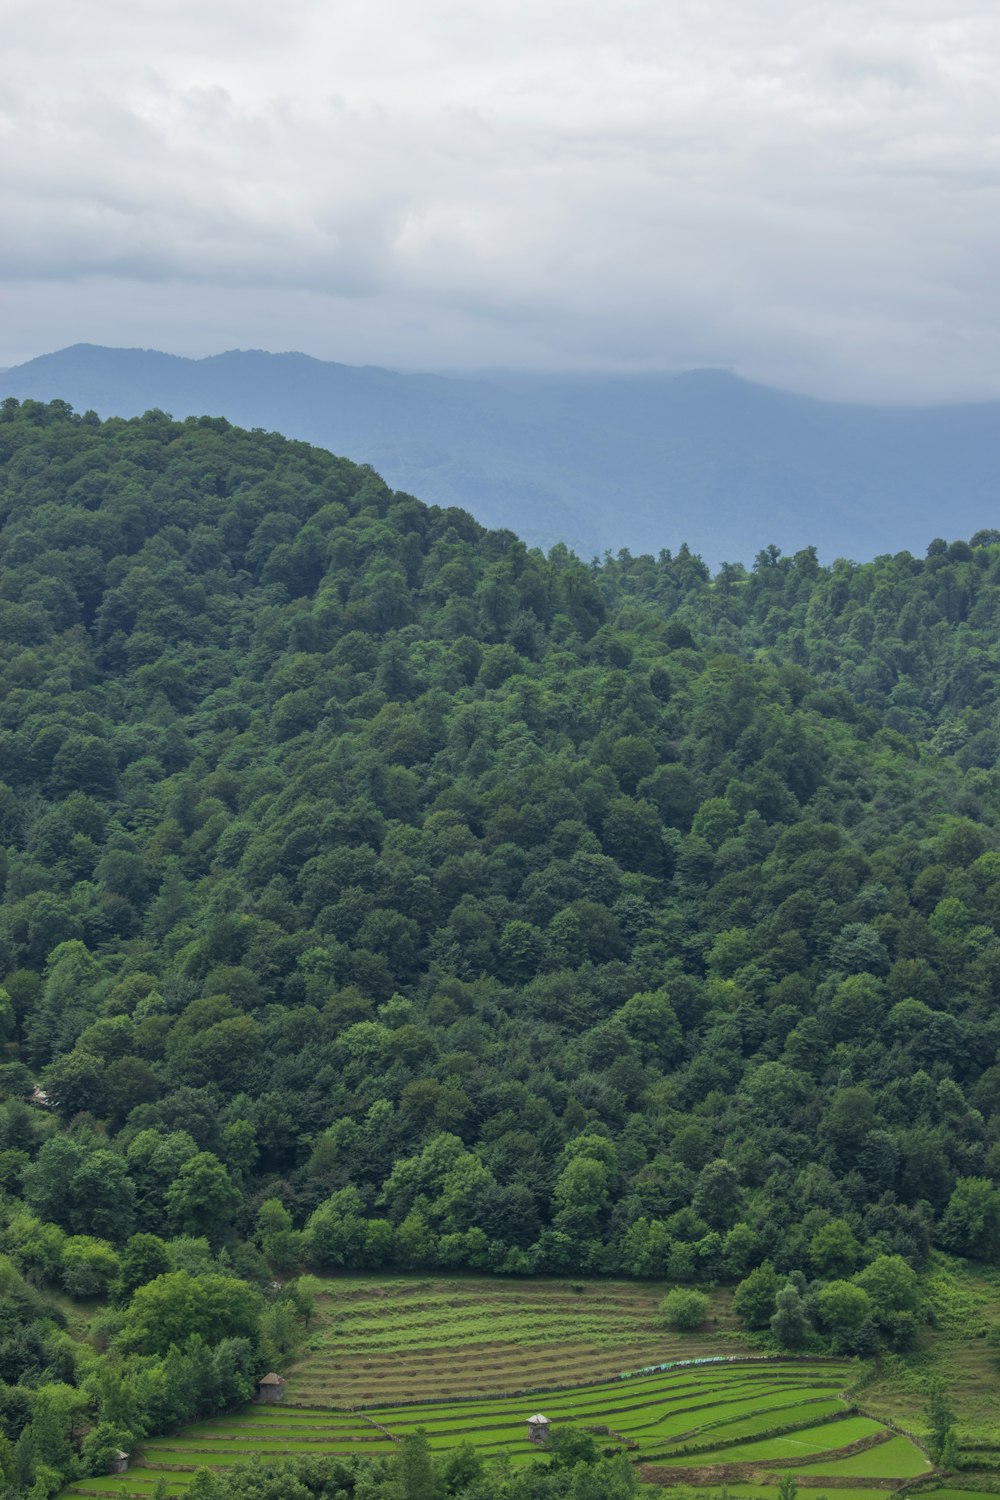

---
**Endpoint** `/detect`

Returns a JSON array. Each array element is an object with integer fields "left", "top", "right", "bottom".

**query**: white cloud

[{"left": 3, "top": 0, "right": 1000, "bottom": 397}]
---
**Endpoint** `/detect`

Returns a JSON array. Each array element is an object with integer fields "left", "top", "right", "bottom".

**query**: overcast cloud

[{"left": 2, "top": 0, "right": 999, "bottom": 399}]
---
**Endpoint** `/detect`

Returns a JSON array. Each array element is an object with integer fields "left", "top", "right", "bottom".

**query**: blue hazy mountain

[{"left": 3, "top": 343, "right": 998, "bottom": 562}]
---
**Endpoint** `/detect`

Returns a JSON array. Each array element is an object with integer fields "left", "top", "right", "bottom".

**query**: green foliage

[
  {"left": 546, "top": 1425, "right": 600, "bottom": 1468},
  {"left": 393, "top": 1428, "right": 438, "bottom": 1500},
  {"left": 816, "top": 1280, "right": 876, "bottom": 1354},
  {"left": 115, "top": 1232, "right": 172, "bottom": 1301},
  {"left": 733, "top": 1261, "right": 781, "bottom": 1329},
  {"left": 771, "top": 1282, "right": 811, "bottom": 1350},
  {"left": 659, "top": 1287, "right": 710, "bottom": 1330},
  {"left": 927, "top": 1383, "right": 957, "bottom": 1465},
  {"left": 131, "top": 1445, "right": 640, "bottom": 1500},
  {"left": 811, "top": 1219, "right": 860, "bottom": 1277},
  {"left": 939, "top": 1179, "right": 1000, "bottom": 1262},
  {"left": 854, "top": 1255, "right": 920, "bottom": 1315},
  {"left": 119, "top": 1269, "right": 262, "bottom": 1355},
  {"left": 165, "top": 1154, "right": 242, "bottom": 1248},
  {"left": 60, "top": 1235, "right": 120, "bottom": 1298}
]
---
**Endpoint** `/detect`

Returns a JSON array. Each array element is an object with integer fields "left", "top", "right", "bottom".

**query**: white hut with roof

[{"left": 526, "top": 1413, "right": 550, "bottom": 1446}]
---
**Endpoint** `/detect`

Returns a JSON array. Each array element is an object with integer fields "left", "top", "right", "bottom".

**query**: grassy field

[
  {"left": 653, "top": 1416, "right": 888, "bottom": 1464},
  {"left": 714, "top": 1489, "right": 894, "bottom": 1500},
  {"left": 59, "top": 1271, "right": 992, "bottom": 1499},
  {"left": 861, "top": 1255, "right": 1000, "bottom": 1464}
]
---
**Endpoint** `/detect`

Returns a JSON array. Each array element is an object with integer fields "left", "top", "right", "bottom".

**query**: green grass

[
  {"left": 194, "top": 1417, "right": 375, "bottom": 1434},
  {"left": 656, "top": 1396, "right": 847, "bottom": 1445},
  {"left": 67, "top": 1483, "right": 189, "bottom": 1495},
  {"left": 914, "top": 1489, "right": 1000, "bottom": 1499},
  {"left": 142, "top": 1436, "right": 394, "bottom": 1455},
  {"left": 362, "top": 1367, "right": 847, "bottom": 1423},
  {"left": 65, "top": 1482, "right": 190, "bottom": 1498},
  {"left": 653, "top": 1416, "right": 886, "bottom": 1465},
  {"left": 791, "top": 1435, "right": 932, "bottom": 1478},
  {"left": 861, "top": 1254, "right": 1000, "bottom": 1457},
  {"left": 689, "top": 1489, "right": 891, "bottom": 1500},
  {"left": 373, "top": 1371, "right": 844, "bottom": 1435}
]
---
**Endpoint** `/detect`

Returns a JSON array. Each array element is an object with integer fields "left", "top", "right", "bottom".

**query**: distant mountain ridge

[{"left": 3, "top": 343, "right": 998, "bottom": 562}]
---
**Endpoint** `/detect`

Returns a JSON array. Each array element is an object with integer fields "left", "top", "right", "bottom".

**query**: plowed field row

[{"left": 287, "top": 1273, "right": 743, "bottom": 1402}]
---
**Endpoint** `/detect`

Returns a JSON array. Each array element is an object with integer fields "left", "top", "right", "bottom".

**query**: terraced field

[
  {"left": 60, "top": 1276, "right": 941, "bottom": 1499},
  {"left": 64, "top": 1359, "right": 937, "bottom": 1498},
  {"left": 283, "top": 1274, "right": 744, "bottom": 1405}
]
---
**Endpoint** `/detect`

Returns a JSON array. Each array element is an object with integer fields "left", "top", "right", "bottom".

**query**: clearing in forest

[
  {"left": 282, "top": 1273, "right": 743, "bottom": 1404},
  {"left": 59, "top": 1276, "right": 945, "bottom": 1499}
]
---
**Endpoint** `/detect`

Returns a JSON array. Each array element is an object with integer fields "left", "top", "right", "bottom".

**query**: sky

[{"left": 2, "top": 0, "right": 999, "bottom": 400}]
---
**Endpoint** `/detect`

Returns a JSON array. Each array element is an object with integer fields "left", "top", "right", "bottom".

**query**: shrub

[{"left": 659, "top": 1286, "right": 710, "bottom": 1330}]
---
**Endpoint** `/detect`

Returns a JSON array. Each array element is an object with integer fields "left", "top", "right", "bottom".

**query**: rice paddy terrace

[{"left": 60, "top": 1276, "right": 982, "bottom": 1500}]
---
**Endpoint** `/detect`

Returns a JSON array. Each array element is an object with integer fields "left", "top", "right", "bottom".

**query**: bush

[
  {"left": 61, "top": 1237, "right": 120, "bottom": 1299},
  {"left": 118, "top": 1270, "right": 262, "bottom": 1355},
  {"left": 734, "top": 1261, "right": 780, "bottom": 1330},
  {"left": 659, "top": 1286, "right": 710, "bottom": 1330}
]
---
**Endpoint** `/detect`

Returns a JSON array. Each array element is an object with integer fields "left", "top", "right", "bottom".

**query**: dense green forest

[{"left": 1, "top": 397, "right": 999, "bottom": 1495}]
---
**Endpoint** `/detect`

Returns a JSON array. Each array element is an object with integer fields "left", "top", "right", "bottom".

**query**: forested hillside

[{"left": 1, "top": 397, "right": 999, "bottom": 1494}]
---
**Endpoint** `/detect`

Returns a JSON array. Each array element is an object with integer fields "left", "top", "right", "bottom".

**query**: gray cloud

[{"left": 3, "top": 0, "right": 1000, "bottom": 398}]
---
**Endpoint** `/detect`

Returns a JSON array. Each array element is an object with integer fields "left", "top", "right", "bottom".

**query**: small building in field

[
  {"left": 110, "top": 1451, "right": 130, "bottom": 1474},
  {"left": 258, "top": 1372, "right": 286, "bottom": 1404},
  {"left": 527, "top": 1414, "right": 550, "bottom": 1446}
]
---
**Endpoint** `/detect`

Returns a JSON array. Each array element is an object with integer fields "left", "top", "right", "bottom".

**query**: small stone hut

[
  {"left": 110, "top": 1451, "right": 129, "bottom": 1475},
  {"left": 526, "top": 1414, "right": 550, "bottom": 1447},
  {"left": 257, "top": 1373, "right": 286, "bottom": 1404}
]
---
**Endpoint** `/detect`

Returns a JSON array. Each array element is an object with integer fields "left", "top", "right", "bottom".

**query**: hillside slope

[{"left": 1, "top": 397, "right": 999, "bottom": 1493}]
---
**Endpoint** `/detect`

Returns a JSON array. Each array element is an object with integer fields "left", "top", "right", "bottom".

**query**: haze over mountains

[{"left": 3, "top": 343, "right": 998, "bottom": 564}]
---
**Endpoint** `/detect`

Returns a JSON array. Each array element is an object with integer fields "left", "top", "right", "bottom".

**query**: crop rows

[
  {"left": 283, "top": 1275, "right": 746, "bottom": 1403},
  {"left": 63, "top": 1357, "right": 934, "bottom": 1499},
  {"left": 59, "top": 1277, "right": 932, "bottom": 1500}
]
